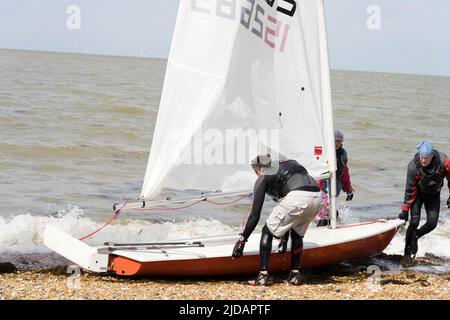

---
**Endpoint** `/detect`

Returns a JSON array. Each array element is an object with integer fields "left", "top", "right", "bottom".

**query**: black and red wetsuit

[
  {"left": 336, "top": 146, "right": 353, "bottom": 196},
  {"left": 402, "top": 150, "right": 450, "bottom": 255},
  {"left": 318, "top": 146, "right": 353, "bottom": 196},
  {"left": 316, "top": 146, "right": 353, "bottom": 226}
]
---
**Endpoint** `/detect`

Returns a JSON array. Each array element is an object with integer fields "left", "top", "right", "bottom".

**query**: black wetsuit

[
  {"left": 241, "top": 160, "right": 320, "bottom": 270},
  {"left": 402, "top": 151, "right": 450, "bottom": 255}
]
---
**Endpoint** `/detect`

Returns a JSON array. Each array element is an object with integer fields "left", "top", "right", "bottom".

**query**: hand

[
  {"left": 346, "top": 190, "right": 354, "bottom": 201},
  {"left": 398, "top": 210, "right": 409, "bottom": 221},
  {"left": 232, "top": 237, "right": 246, "bottom": 258},
  {"left": 447, "top": 196, "right": 450, "bottom": 208},
  {"left": 277, "top": 238, "right": 288, "bottom": 254}
]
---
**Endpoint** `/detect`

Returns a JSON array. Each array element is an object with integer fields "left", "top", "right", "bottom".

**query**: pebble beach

[{"left": 1, "top": 255, "right": 448, "bottom": 300}]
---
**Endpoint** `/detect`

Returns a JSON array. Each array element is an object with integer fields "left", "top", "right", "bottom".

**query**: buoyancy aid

[
  {"left": 414, "top": 152, "right": 445, "bottom": 195},
  {"left": 267, "top": 160, "right": 319, "bottom": 199}
]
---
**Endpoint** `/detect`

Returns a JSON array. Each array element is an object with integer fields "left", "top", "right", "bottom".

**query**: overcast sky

[{"left": 1, "top": 0, "right": 449, "bottom": 76}]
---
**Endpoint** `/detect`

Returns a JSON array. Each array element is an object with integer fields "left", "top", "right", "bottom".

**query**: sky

[{"left": 0, "top": 0, "right": 449, "bottom": 77}]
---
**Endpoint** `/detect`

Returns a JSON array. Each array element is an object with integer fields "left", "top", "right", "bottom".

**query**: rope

[
  {"left": 32, "top": 195, "right": 252, "bottom": 265},
  {"left": 133, "top": 194, "right": 250, "bottom": 212},
  {"left": 78, "top": 215, "right": 117, "bottom": 241},
  {"left": 134, "top": 194, "right": 253, "bottom": 239},
  {"left": 205, "top": 195, "right": 248, "bottom": 205},
  {"left": 32, "top": 214, "right": 117, "bottom": 265},
  {"left": 239, "top": 197, "right": 254, "bottom": 233},
  {"left": 31, "top": 203, "right": 128, "bottom": 265},
  {"left": 133, "top": 199, "right": 205, "bottom": 212}
]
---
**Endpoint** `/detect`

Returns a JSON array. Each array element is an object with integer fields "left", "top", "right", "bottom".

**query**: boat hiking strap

[
  {"left": 103, "top": 241, "right": 204, "bottom": 247},
  {"left": 99, "top": 241, "right": 205, "bottom": 253}
]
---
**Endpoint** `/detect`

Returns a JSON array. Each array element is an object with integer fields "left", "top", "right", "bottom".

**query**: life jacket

[
  {"left": 267, "top": 160, "right": 312, "bottom": 199},
  {"left": 414, "top": 151, "right": 445, "bottom": 195}
]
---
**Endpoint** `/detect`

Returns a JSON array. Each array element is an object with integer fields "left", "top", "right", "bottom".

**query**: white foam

[
  {"left": 0, "top": 205, "right": 237, "bottom": 254},
  {"left": 384, "top": 217, "right": 450, "bottom": 258},
  {"left": 1, "top": 205, "right": 449, "bottom": 260},
  {"left": 337, "top": 204, "right": 450, "bottom": 259}
]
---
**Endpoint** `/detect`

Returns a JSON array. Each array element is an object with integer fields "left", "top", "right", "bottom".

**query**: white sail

[{"left": 141, "top": 0, "right": 336, "bottom": 200}]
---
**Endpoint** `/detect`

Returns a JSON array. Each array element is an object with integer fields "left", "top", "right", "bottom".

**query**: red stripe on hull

[{"left": 111, "top": 227, "right": 399, "bottom": 276}]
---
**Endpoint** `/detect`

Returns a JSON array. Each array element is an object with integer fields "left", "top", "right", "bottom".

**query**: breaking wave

[
  {"left": 0, "top": 205, "right": 237, "bottom": 255},
  {"left": 0, "top": 204, "right": 448, "bottom": 272}
]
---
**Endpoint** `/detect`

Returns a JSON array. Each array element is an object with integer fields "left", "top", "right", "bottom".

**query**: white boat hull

[{"left": 44, "top": 219, "right": 404, "bottom": 276}]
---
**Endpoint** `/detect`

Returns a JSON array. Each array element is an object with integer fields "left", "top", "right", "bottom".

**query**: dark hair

[{"left": 251, "top": 154, "right": 272, "bottom": 170}]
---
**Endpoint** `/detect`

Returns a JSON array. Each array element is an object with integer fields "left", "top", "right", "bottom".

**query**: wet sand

[{"left": 0, "top": 255, "right": 448, "bottom": 300}]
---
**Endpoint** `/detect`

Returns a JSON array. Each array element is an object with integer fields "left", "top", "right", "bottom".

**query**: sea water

[{"left": 0, "top": 49, "right": 448, "bottom": 271}]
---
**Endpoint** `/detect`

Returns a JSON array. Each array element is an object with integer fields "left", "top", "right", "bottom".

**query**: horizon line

[{"left": 1, "top": 47, "right": 449, "bottom": 79}]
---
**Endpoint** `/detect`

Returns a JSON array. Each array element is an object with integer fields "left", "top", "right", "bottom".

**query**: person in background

[
  {"left": 231, "top": 154, "right": 322, "bottom": 286},
  {"left": 316, "top": 129, "right": 354, "bottom": 226},
  {"left": 399, "top": 141, "right": 450, "bottom": 260}
]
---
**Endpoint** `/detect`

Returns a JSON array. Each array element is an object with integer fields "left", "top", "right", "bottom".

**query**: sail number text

[{"left": 191, "top": 0, "right": 297, "bottom": 52}]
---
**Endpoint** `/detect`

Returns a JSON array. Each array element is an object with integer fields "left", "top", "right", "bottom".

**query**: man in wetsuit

[
  {"left": 399, "top": 141, "right": 450, "bottom": 259},
  {"left": 231, "top": 154, "right": 322, "bottom": 286}
]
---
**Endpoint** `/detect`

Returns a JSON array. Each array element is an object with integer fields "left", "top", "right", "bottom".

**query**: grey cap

[
  {"left": 334, "top": 129, "right": 344, "bottom": 141},
  {"left": 251, "top": 154, "right": 272, "bottom": 170}
]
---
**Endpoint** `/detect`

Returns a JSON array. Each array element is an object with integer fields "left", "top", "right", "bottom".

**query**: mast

[{"left": 317, "top": 0, "right": 337, "bottom": 228}]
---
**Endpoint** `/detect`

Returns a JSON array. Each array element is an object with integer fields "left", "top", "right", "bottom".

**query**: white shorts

[{"left": 266, "top": 190, "right": 322, "bottom": 238}]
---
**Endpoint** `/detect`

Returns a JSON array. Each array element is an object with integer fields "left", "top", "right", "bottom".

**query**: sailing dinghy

[{"left": 44, "top": 0, "right": 404, "bottom": 276}]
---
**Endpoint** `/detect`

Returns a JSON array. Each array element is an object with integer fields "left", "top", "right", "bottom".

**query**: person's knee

[
  {"left": 290, "top": 229, "right": 301, "bottom": 240},
  {"left": 262, "top": 224, "right": 272, "bottom": 237},
  {"left": 409, "top": 215, "right": 420, "bottom": 228},
  {"left": 260, "top": 225, "right": 273, "bottom": 249},
  {"left": 426, "top": 214, "right": 439, "bottom": 230}
]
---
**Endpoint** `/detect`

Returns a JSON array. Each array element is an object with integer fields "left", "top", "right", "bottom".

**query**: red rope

[
  {"left": 240, "top": 197, "right": 254, "bottom": 233},
  {"left": 78, "top": 215, "right": 116, "bottom": 241},
  {"left": 32, "top": 195, "right": 251, "bottom": 265},
  {"left": 31, "top": 203, "right": 127, "bottom": 265},
  {"left": 32, "top": 214, "right": 117, "bottom": 264}
]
